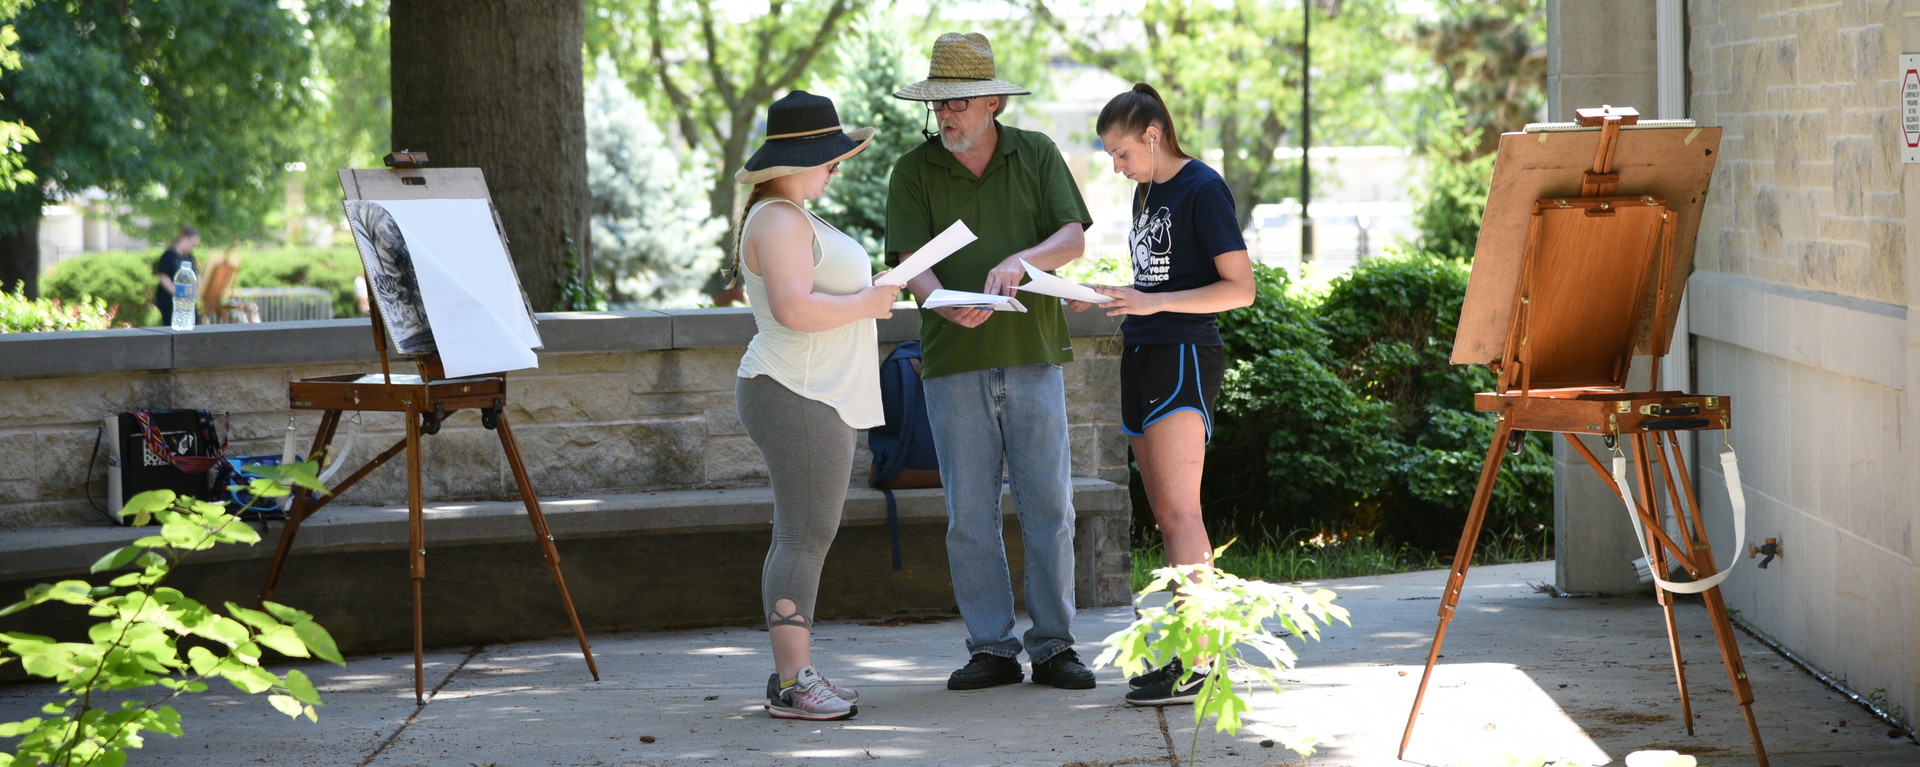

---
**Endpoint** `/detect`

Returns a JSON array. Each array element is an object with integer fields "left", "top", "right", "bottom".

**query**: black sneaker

[
  {"left": 1124, "top": 663, "right": 1209, "bottom": 706},
  {"left": 1128, "top": 656, "right": 1181, "bottom": 690},
  {"left": 947, "top": 652, "right": 1023, "bottom": 690},
  {"left": 1031, "top": 648, "right": 1096, "bottom": 690}
]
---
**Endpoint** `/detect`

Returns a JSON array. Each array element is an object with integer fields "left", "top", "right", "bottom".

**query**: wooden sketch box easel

[
  {"left": 1398, "top": 107, "right": 1769, "bottom": 765},
  {"left": 259, "top": 155, "right": 598, "bottom": 704}
]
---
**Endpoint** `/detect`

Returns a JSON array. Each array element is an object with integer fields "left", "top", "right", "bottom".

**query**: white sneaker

[
  {"left": 765, "top": 665, "right": 857, "bottom": 720},
  {"left": 766, "top": 668, "right": 858, "bottom": 703}
]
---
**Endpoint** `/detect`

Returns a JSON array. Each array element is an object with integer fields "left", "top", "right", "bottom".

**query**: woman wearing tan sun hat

[
  {"left": 732, "top": 89, "right": 897, "bottom": 722},
  {"left": 884, "top": 32, "right": 1099, "bottom": 694}
]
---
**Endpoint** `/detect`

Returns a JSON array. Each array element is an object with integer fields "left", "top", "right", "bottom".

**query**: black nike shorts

[{"left": 1120, "top": 343, "right": 1225, "bottom": 442}]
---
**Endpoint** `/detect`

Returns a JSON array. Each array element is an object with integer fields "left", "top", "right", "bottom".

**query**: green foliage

[
  {"left": 1412, "top": 0, "right": 1547, "bottom": 160},
  {"left": 552, "top": 231, "right": 609, "bottom": 312},
  {"left": 814, "top": 18, "right": 928, "bottom": 268},
  {"left": 582, "top": 54, "right": 723, "bottom": 308},
  {"left": 0, "top": 463, "right": 342, "bottom": 767},
  {"left": 1029, "top": 0, "right": 1406, "bottom": 229},
  {"left": 40, "top": 251, "right": 156, "bottom": 328},
  {"left": 1201, "top": 258, "right": 1553, "bottom": 553},
  {"left": 1410, "top": 107, "right": 1497, "bottom": 262},
  {"left": 41, "top": 246, "right": 364, "bottom": 327},
  {"left": 0, "top": 0, "right": 39, "bottom": 192},
  {"left": 0, "top": 281, "right": 117, "bottom": 332},
  {"left": 225, "top": 246, "right": 363, "bottom": 319},
  {"left": 1096, "top": 544, "right": 1349, "bottom": 765}
]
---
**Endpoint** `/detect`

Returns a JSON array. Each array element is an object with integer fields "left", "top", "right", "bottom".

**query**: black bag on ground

[
  {"left": 98, "top": 409, "right": 224, "bottom": 525},
  {"left": 868, "top": 341, "right": 941, "bottom": 570}
]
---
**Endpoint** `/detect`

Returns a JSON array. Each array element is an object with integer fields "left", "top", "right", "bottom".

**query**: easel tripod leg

[
  {"left": 1400, "top": 417, "right": 1513, "bottom": 760},
  {"left": 406, "top": 405, "right": 427, "bottom": 706},
  {"left": 494, "top": 411, "right": 599, "bottom": 681},
  {"left": 261, "top": 410, "right": 343, "bottom": 604},
  {"left": 1633, "top": 433, "right": 1695, "bottom": 733}
]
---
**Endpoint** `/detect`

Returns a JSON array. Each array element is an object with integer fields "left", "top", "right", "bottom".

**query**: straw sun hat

[
  {"left": 736, "top": 90, "right": 875, "bottom": 185},
  {"left": 893, "top": 32, "right": 1031, "bottom": 102}
]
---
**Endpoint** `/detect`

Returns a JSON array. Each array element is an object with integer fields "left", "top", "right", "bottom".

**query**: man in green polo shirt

[{"left": 886, "top": 32, "right": 1096, "bottom": 692}]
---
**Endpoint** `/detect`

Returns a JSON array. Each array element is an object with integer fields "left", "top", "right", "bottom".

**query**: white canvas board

[
  {"left": 876, "top": 219, "right": 976, "bottom": 287},
  {"left": 369, "top": 198, "right": 542, "bottom": 378},
  {"left": 1015, "top": 260, "right": 1113, "bottom": 303}
]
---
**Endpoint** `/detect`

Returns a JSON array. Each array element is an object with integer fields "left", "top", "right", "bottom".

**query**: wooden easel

[
  {"left": 1398, "top": 107, "right": 1768, "bottom": 765},
  {"left": 259, "top": 154, "right": 599, "bottom": 704}
]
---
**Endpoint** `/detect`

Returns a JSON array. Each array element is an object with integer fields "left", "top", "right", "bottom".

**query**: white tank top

[{"left": 736, "top": 198, "right": 883, "bottom": 429}]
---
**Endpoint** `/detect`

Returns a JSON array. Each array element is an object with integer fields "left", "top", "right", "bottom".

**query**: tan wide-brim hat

[
  {"left": 893, "top": 32, "right": 1031, "bottom": 102},
  {"left": 736, "top": 90, "right": 876, "bottom": 185}
]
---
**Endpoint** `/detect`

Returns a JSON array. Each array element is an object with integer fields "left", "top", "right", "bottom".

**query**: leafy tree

[
  {"left": 587, "top": 0, "right": 859, "bottom": 296},
  {"left": 0, "top": 281, "right": 116, "bottom": 332},
  {"left": 583, "top": 54, "right": 725, "bottom": 308},
  {"left": 0, "top": 0, "right": 37, "bottom": 194},
  {"left": 283, "top": 0, "right": 390, "bottom": 231},
  {"left": 1026, "top": 0, "right": 1404, "bottom": 230},
  {"left": 813, "top": 17, "right": 926, "bottom": 267},
  {"left": 0, "top": 0, "right": 316, "bottom": 297},
  {"left": 1412, "top": 0, "right": 1546, "bottom": 161}
]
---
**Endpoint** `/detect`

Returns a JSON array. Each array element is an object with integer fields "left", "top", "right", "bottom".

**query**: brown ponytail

[
  {"left": 725, "top": 183, "right": 775, "bottom": 287},
  {"left": 1095, "top": 83, "right": 1191, "bottom": 160}
]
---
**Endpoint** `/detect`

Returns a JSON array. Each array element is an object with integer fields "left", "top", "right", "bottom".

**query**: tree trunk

[
  {"left": 0, "top": 216, "right": 41, "bottom": 299},
  {"left": 390, "top": 0, "right": 588, "bottom": 312}
]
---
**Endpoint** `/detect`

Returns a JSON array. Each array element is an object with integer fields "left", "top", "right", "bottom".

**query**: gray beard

[{"left": 941, "top": 122, "right": 987, "bottom": 154}]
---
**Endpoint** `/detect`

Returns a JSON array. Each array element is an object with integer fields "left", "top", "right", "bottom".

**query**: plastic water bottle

[{"left": 171, "top": 261, "right": 197, "bottom": 331}]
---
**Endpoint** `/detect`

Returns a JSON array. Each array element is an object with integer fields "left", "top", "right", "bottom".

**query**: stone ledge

[{"left": 0, "top": 477, "right": 1129, "bottom": 584}]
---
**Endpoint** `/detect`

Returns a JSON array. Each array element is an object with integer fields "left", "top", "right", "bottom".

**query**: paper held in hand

[
  {"left": 924, "top": 289, "right": 1028, "bottom": 313},
  {"left": 1014, "top": 260, "right": 1113, "bottom": 303},
  {"left": 875, "top": 219, "right": 977, "bottom": 287}
]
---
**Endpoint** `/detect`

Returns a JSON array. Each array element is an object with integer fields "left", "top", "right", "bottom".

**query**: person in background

[
  {"left": 732, "top": 90, "right": 897, "bottom": 721},
  {"left": 1075, "top": 82, "right": 1256, "bottom": 706},
  {"left": 886, "top": 31, "right": 1097, "bottom": 692},
  {"left": 152, "top": 226, "right": 199, "bottom": 323}
]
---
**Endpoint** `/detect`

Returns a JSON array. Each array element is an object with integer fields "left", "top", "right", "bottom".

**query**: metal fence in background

[{"left": 208, "top": 286, "right": 335, "bottom": 324}]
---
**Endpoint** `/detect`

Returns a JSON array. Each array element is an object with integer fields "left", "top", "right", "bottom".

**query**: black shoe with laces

[
  {"left": 1128, "top": 656, "right": 1181, "bottom": 690},
  {"left": 947, "top": 652, "right": 1023, "bottom": 690},
  {"left": 1124, "top": 662, "right": 1208, "bottom": 706},
  {"left": 1031, "top": 648, "right": 1096, "bottom": 690}
]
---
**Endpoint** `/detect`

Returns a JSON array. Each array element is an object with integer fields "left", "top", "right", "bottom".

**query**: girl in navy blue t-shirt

[{"left": 1073, "top": 82, "right": 1256, "bottom": 707}]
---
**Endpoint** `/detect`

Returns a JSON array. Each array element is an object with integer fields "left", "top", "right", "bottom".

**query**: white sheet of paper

[
  {"left": 876, "top": 220, "right": 977, "bottom": 287},
  {"left": 1015, "top": 260, "right": 1114, "bottom": 303},
  {"left": 925, "top": 289, "right": 1028, "bottom": 313},
  {"left": 373, "top": 198, "right": 542, "bottom": 378}
]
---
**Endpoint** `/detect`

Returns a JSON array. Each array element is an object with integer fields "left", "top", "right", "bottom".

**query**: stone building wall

[
  {"left": 0, "top": 308, "right": 1129, "bottom": 529},
  {"left": 1684, "top": 0, "right": 1917, "bottom": 724}
]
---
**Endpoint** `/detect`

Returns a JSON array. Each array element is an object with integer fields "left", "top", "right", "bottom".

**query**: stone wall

[
  {"left": 1683, "top": 0, "right": 1918, "bottom": 725},
  {"left": 0, "top": 307, "right": 1129, "bottom": 529}
]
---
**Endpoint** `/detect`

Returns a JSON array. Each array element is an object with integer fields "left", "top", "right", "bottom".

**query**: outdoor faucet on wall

[{"left": 1748, "top": 537, "right": 1782, "bottom": 569}]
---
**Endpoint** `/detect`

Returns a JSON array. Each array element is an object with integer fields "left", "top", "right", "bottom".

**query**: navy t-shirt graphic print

[{"left": 1121, "top": 161, "right": 1247, "bottom": 346}]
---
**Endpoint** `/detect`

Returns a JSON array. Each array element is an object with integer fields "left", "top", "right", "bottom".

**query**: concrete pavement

[{"left": 3, "top": 561, "right": 1915, "bottom": 766}]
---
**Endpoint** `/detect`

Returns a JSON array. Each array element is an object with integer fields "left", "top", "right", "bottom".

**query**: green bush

[
  {"left": 0, "top": 282, "right": 121, "bottom": 332},
  {"left": 229, "top": 246, "right": 364, "bottom": 319},
  {"left": 41, "top": 246, "right": 365, "bottom": 325},
  {"left": 1198, "top": 256, "right": 1553, "bottom": 553},
  {"left": 41, "top": 251, "right": 158, "bottom": 327}
]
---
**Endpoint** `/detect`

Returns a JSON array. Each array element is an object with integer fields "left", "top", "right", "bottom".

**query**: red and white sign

[{"left": 1903, "top": 55, "right": 1920, "bottom": 162}]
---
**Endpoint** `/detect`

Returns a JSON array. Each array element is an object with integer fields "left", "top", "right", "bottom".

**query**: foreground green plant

[
  {"left": 1096, "top": 544, "right": 1351, "bottom": 765},
  {"left": 0, "top": 465, "right": 342, "bottom": 767},
  {"left": 0, "top": 282, "right": 119, "bottom": 333}
]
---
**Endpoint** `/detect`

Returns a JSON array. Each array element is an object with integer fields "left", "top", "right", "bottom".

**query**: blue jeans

[{"left": 921, "top": 363, "right": 1077, "bottom": 664}]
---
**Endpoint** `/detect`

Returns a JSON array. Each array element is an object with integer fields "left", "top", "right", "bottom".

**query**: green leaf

[
  {"left": 261, "top": 601, "right": 312, "bottom": 624},
  {"left": 254, "top": 626, "right": 310, "bottom": 658},
  {"left": 294, "top": 620, "right": 345, "bottom": 665},
  {"left": 267, "top": 694, "right": 304, "bottom": 718},
  {"left": 120, "top": 490, "right": 176, "bottom": 525},
  {"left": 283, "top": 669, "right": 321, "bottom": 705},
  {"left": 225, "top": 603, "right": 281, "bottom": 631},
  {"left": 0, "top": 718, "right": 40, "bottom": 736},
  {"left": 89, "top": 546, "right": 144, "bottom": 574}
]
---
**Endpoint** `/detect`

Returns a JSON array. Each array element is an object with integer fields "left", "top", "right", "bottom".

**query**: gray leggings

[{"left": 736, "top": 374, "right": 855, "bottom": 631}]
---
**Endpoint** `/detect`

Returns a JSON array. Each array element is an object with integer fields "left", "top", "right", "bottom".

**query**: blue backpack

[{"left": 869, "top": 341, "right": 941, "bottom": 570}]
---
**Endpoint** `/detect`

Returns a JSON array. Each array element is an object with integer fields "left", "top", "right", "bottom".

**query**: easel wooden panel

[
  {"left": 1400, "top": 108, "right": 1767, "bottom": 766},
  {"left": 260, "top": 161, "right": 597, "bottom": 704}
]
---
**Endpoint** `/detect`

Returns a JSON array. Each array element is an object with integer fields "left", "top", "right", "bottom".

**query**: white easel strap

[{"left": 1611, "top": 449, "right": 1747, "bottom": 595}]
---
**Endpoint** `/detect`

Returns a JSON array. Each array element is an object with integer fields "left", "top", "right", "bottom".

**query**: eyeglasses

[
  {"left": 828, "top": 162, "right": 841, "bottom": 174},
  {"left": 925, "top": 98, "right": 973, "bottom": 113}
]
